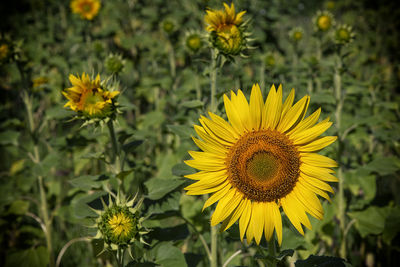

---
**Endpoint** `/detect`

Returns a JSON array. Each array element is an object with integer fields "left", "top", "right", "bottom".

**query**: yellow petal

[
  {"left": 202, "top": 183, "right": 231, "bottom": 210},
  {"left": 186, "top": 180, "right": 230, "bottom": 195},
  {"left": 249, "top": 84, "right": 264, "bottom": 131},
  {"left": 200, "top": 116, "right": 236, "bottom": 144},
  {"left": 208, "top": 112, "right": 239, "bottom": 139},
  {"left": 224, "top": 94, "right": 245, "bottom": 134},
  {"left": 288, "top": 108, "right": 321, "bottom": 136},
  {"left": 211, "top": 189, "right": 243, "bottom": 226},
  {"left": 252, "top": 202, "right": 265, "bottom": 244},
  {"left": 263, "top": 202, "right": 274, "bottom": 241},
  {"left": 299, "top": 136, "right": 337, "bottom": 152},
  {"left": 220, "top": 198, "right": 247, "bottom": 232},
  {"left": 281, "top": 88, "right": 295, "bottom": 118},
  {"left": 277, "top": 95, "right": 310, "bottom": 132},
  {"left": 300, "top": 153, "right": 338, "bottom": 168},
  {"left": 292, "top": 119, "right": 332, "bottom": 145},
  {"left": 270, "top": 202, "right": 282, "bottom": 245},
  {"left": 239, "top": 199, "right": 252, "bottom": 241}
]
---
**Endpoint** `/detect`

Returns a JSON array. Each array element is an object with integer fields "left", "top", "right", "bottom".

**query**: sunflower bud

[
  {"left": 288, "top": 27, "right": 304, "bottom": 43},
  {"left": 0, "top": 43, "right": 9, "bottom": 63},
  {"left": 184, "top": 31, "right": 203, "bottom": 53},
  {"left": 92, "top": 193, "right": 147, "bottom": 251},
  {"left": 313, "top": 10, "right": 335, "bottom": 32},
  {"left": 205, "top": 3, "right": 250, "bottom": 56},
  {"left": 105, "top": 54, "right": 126, "bottom": 75},
  {"left": 334, "top": 24, "right": 355, "bottom": 46},
  {"left": 98, "top": 205, "right": 138, "bottom": 247},
  {"left": 161, "top": 19, "right": 176, "bottom": 35}
]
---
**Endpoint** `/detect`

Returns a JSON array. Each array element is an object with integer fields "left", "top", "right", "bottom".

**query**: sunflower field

[{"left": 1, "top": 0, "right": 400, "bottom": 266}]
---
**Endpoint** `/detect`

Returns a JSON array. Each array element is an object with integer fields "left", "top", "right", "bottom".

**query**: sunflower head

[
  {"left": 0, "top": 44, "right": 9, "bottom": 62},
  {"left": 161, "top": 18, "right": 176, "bottom": 35},
  {"left": 93, "top": 193, "right": 148, "bottom": 251},
  {"left": 62, "top": 73, "right": 120, "bottom": 119},
  {"left": 205, "top": 3, "right": 250, "bottom": 56},
  {"left": 289, "top": 27, "right": 304, "bottom": 43},
  {"left": 184, "top": 84, "right": 337, "bottom": 245},
  {"left": 313, "top": 10, "right": 335, "bottom": 32},
  {"left": 264, "top": 52, "right": 276, "bottom": 69},
  {"left": 334, "top": 24, "right": 355, "bottom": 46},
  {"left": 70, "top": 0, "right": 101, "bottom": 20},
  {"left": 105, "top": 54, "right": 126, "bottom": 74},
  {"left": 184, "top": 31, "right": 204, "bottom": 53}
]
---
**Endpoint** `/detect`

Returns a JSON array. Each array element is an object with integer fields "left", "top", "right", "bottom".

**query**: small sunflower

[
  {"left": 0, "top": 44, "right": 9, "bottom": 62},
  {"left": 289, "top": 27, "right": 304, "bottom": 43},
  {"left": 334, "top": 24, "right": 355, "bottom": 46},
  {"left": 161, "top": 18, "right": 176, "bottom": 35},
  {"left": 70, "top": 0, "right": 101, "bottom": 20},
  {"left": 205, "top": 3, "right": 249, "bottom": 56},
  {"left": 184, "top": 84, "right": 337, "bottom": 245},
  {"left": 92, "top": 193, "right": 148, "bottom": 251},
  {"left": 62, "top": 73, "right": 119, "bottom": 118},
  {"left": 105, "top": 54, "right": 126, "bottom": 74},
  {"left": 184, "top": 31, "right": 204, "bottom": 53},
  {"left": 313, "top": 10, "right": 335, "bottom": 32}
]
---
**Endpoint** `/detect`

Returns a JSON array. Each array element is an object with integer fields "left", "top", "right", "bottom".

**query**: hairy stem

[
  {"left": 210, "top": 49, "right": 218, "bottom": 112},
  {"left": 334, "top": 51, "right": 346, "bottom": 259},
  {"left": 210, "top": 225, "right": 218, "bottom": 267}
]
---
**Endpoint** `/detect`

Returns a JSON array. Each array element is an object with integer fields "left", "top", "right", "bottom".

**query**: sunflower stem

[
  {"left": 334, "top": 49, "right": 346, "bottom": 259},
  {"left": 107, "top": 119, "right": 121, "bottom": 174},
  {"left": 210, "top": 225, "right": 218, "bottom": 267},
  {"left": 268, "top": 237, "right": 277, "bottom": 267},
  {"left": 24, "top": 96, "right": 55, "bottom": 267},
  {"left": 210, "top": 49, "right": 218, "bottom": 112}
]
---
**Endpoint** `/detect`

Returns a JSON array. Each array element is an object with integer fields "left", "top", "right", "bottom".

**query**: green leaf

[
  {"left": 382, "top": 205, "right": 400, "bottom": 244},
  {"left": 167, "top": 125, "right": 195, "bottom": 139},
  {"left": 154, "top": 242, "right": 188, "bottom": 267},
  {"left": 5, "top": 246, "right": 49, "bottom": 267},
  {"left": 69, "top": 175, "right": 102, "bottom": 191},
  {"left": 277, "top": 249, "right": 294, "bottom": 261},
  {"left": 145, "top": 178, "right": 185, "bottom": 200},
  {"left": 7, "top": 200, "right": 30, "bottom": 215},
  {"left": 123, "top": 140, "right": 144, "bottom": 153},
  {"left": 180, "top": 100, "right": 204, "bottom": 108},
  {"left": 0, "top": 130, "right": 20, "bottom": 146},
  {"left": 363, "top": 156, "right": 400, "bottom": 176},
  {"left": 348, "top": 206, "right": 391, "bottom": 237},
  {"left": 171, "top": 163, "right": 195, "bottom": 177},
  {"left": 295, "top": 255, "right": 350, "bottom": 267},
  {"left": 147, "top": 191, "right": 181, "bottom": 214},
  {"left": 72, "top": 191, "right": 107, "bottom": 218}
]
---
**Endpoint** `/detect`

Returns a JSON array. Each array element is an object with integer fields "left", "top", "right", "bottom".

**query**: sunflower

[
  {"left": 313, "top": 10, "right": 335, "bottom": 32},
  {"left": 334, "top": 24, "right": 355, "bottom": 46},
  {"left": 62, "top": 73, "right": 119, "bottom": 118},
  {"left": 70, "top": 0, "right": 101, "bottom": 20},
  {"left": 184, "top": 84, "right": 337, "bottom": 245},
  {"left": 205, "top": 3, "right": 248, "bottom": 55}
]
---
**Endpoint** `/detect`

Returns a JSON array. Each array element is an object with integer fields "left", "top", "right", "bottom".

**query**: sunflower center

[
  {"left": 226, "top": 129, "right": 300, "bottom": 202},
  {"left": 246, "top": 152, "right": 279, "bottom": 182}
]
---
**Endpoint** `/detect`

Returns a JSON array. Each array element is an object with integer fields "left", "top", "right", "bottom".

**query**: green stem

[
  {"left": 268, "top": 237, "right": 277, "bottom": 267},
  {"left": 23, "top": 92, "right": 55, "bottom": 267},
  {"left": 210, "top": 225, "right": 218, "bottom": 267},
  {"left": 259, "top": 62, "right": 265, "bottom": 92},
  {"left": 334, "top": 51, "right": 346, "bottom": 259},
  {"left": 210, "top": 49, "right": 218, "bottom": 112},
  {"left": 107, "top": 119, "right": 121, "bottom": 173}
]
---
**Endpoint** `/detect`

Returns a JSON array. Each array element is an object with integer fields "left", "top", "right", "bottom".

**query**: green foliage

[{"left": 0, "top": 0, "right": 399, "bottom": 266}]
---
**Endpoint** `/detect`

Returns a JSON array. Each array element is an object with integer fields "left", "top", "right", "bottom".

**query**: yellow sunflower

[
  {"left": 62, "top": 73, "right": 119, "bottom": 118},
  {"left": 205, "top": 3, "right": 247, "bottom": 55},
  {"left": 184, "top": 84, "right": 337, "bottom": 245},
  {"left": 70, "top": 0, "right": 101, "bottom": 20}
]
